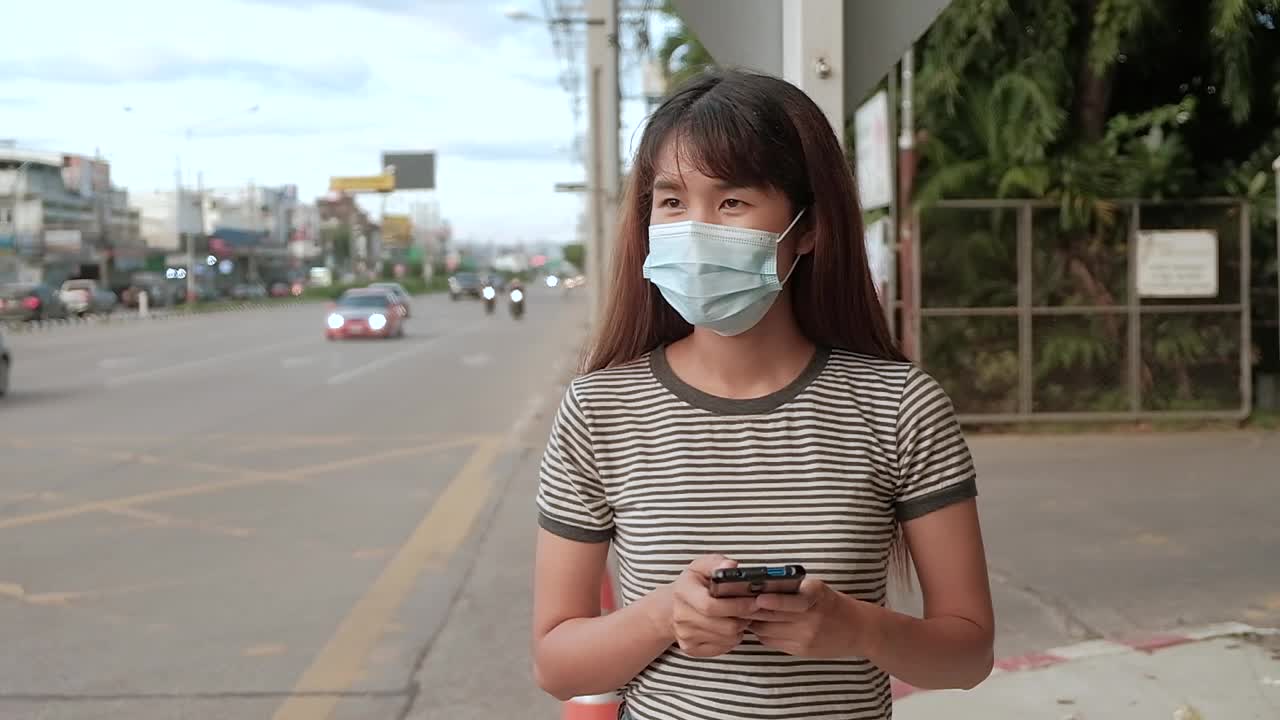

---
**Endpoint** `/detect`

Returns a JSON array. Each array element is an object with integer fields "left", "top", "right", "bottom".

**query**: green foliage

[
  {"left": 911, "top": 0, "right": 1278, "bottom": 413},
  {"left": 657, "top": 1, "right": 716, "bottom": 90},
  {"left": 561, "top": 242, "right": 585, "bottom": 273}
]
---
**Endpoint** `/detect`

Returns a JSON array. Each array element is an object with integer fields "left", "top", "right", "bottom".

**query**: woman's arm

[
  {"left": 531, "top": 530, "right": 675, "bottom": 700},
  {"left": 857, "top": 498, "right": 994, "bottom": 689}
]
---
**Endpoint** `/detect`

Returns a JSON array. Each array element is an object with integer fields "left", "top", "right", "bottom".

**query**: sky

[{"left": 0, "top": 0, "right": 661, "bottom": 246}]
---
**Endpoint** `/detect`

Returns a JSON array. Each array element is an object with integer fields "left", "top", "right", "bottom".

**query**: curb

[
  {"left": 3, "top": 300, "right": 315, "bottom": 334},
  {"left": 891, "top": 622, "right": 1280, "bottom": 701}
]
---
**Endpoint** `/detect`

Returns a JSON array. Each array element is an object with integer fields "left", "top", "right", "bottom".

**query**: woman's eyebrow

[{"left": 653, "top": 177, "right": 683, "bottom": 191}]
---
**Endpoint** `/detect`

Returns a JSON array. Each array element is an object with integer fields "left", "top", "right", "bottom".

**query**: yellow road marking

[
  {"left": 271, "top": 437, "right": 504, "bottom": 720},
  {"left": 0, "top": 435, "right": 490, "bottom": 532},
  {"left": 104, "top": 506, "right": 254, "bottom": 538}
]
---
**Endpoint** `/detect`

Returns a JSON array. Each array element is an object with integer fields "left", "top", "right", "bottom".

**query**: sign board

[
  {"left": 44, "top": 229, "right": 83, "bottom": 254},
  {"left": 863, "top": 216, "right": 894, "bottom": 301},
  {"left": 381, "top": 213, "right": 412, "bottom": 247},
  {"left": 1136, "top": 229, "right": 1219, "bottom": 298},
  {"left": 330, "top": 174, "right": 395, "bottom": 193},
  {"left": 854, "top": 90, "right": 893, "bottom": 211},
  {"left": 381, "top": 151, "right": 435, "bottom": 190}
]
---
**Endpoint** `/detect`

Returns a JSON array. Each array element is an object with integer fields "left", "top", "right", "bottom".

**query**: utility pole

[{"left": 586, "top": 0, "right": 621, "bottom": 328}]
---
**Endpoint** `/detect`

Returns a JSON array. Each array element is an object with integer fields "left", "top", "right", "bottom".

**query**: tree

[
  {"left": 656, "top": 1, "right": 715, "bottom": 90},
  {"left": 912, "top": 0, "right": 1280, "bottom": 412},
  {"left": 562, "top": 242, "right": 586, "bottom": 274}
]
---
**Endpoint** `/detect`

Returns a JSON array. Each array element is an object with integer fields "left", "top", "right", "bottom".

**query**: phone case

[{"left": 708, "top": 565, "right": 806, "bottom": 597}]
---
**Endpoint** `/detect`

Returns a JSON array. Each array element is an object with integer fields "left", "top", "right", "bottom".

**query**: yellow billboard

[
  {"left": 329, "top": 173, "right": 395, "bottom": 193},
  {"left": 382, "top": 214, "right": 412, "bottom": 246}
]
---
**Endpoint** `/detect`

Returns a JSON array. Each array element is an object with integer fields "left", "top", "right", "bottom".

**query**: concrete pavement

[{"left": 0, "top": 287, "right": 585, "bottom": 720}]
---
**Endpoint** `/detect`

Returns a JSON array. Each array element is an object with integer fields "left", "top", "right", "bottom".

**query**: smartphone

[{"left": 708, "top": 565, "right": 806, "bottom": 598}]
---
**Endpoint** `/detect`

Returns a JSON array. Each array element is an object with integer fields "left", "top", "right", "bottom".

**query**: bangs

[{"left": 636, "top": 77, "right": 810, "bottom": 202}]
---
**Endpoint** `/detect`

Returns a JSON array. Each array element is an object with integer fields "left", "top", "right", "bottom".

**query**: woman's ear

[{"left": 796, "top": 227, "right": 817, "bottom": 256}]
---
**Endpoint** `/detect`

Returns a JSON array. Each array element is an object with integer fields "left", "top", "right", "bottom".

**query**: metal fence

[{"left": 910, "top": 198, "right": 1252, "bottom": 423}]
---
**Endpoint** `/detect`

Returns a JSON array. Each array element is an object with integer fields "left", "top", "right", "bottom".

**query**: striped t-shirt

[{"left": 536, "top": 345, "right": 978, "bottom": 720}]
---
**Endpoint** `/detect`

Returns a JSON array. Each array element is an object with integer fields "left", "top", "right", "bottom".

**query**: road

[
  {"left": 3, "top": 288, "right": 1277, "bottom": 719},
  {"left": 0, "top": 288, "right": 579, "bottom": 720}
]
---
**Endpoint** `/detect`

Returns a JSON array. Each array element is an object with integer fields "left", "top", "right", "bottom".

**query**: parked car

[
  {"left": 0, "top": 283, "right": 70, "bottom": 323},
  {"left": 59, "top": 279, "right": 118, "bottom": 316},
  {"left": 231, "top": 283, "right": 268, "bottom": 300}
]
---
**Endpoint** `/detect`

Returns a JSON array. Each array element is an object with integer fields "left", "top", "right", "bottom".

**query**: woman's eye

[
  {"left": 721, "top": 198, "right": 743, "bottom": 209},
  {"left": 659, "top": 198, "right": 681, "bottom": 209}
]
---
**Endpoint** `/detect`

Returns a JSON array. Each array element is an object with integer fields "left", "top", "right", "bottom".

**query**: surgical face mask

[{"left": 642, "top": 209, "right": 806, "bottom": 337}]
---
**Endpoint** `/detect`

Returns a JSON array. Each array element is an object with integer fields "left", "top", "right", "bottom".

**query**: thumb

[{"left": 688, "top": 554, "right": 737, "bottom": 577}]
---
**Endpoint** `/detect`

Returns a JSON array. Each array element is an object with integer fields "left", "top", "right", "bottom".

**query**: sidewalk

[
  {"left": 897, "top": 625, "right": 1280, "bottom": 719},
  {"left": 402, "top": 349, "right": 574, "bottom": 720}
]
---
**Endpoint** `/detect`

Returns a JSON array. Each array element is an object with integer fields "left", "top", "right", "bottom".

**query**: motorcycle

[
  {"left": 508, "top": 286, "right": 525, "bottom": 319},
  {"left": 482, "top": 285, "right": 496, "bottom": 315}
]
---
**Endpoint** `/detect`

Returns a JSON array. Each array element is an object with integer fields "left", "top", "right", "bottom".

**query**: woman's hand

[
  {"left": 748, "top": 578, "right": 870, "bottom": 659},
  {"left": 669, "top": 555, "right": 758, "bottom": 658}
]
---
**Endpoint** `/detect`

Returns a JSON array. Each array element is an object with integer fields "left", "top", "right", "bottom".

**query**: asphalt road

[{"left": 0, "top": 287, "right": 584, "bottom": 720}]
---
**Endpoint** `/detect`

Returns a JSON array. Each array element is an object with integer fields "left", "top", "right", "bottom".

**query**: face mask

[{"left": 642, "top": 209, "right": 806, "bottom": 337}]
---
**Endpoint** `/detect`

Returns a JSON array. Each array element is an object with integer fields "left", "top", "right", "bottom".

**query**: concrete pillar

[
  {"left": 782, "top": 0, "right": 846, "bottom": 148},
  {"left": 586, "top": 0, "right": 621, "bottom": 329}
]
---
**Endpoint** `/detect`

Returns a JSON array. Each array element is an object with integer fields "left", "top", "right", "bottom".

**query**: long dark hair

[{"left": 583, "top": 67, "right": 904, "bottom": 373}]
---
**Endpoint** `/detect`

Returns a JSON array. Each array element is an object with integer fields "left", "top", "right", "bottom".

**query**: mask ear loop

[{"left": 776, "top": 207, "right": 808, "bottom": 285}]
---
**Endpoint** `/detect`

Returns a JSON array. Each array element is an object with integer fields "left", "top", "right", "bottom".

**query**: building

[
  {"left": 316, "top": 192, "right": 379, "bottom": 277},
  {"left": 0, "top": 147, "right": 143, "bottom": 287}
]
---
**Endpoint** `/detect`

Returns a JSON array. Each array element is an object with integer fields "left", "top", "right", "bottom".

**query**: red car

[{"left": 324, "top": 289, "right": 405, "bottom": 340}]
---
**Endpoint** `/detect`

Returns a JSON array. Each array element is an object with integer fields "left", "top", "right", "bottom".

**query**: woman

[{"left": 532, "top": 69, "right": 994, "bottom": 720}]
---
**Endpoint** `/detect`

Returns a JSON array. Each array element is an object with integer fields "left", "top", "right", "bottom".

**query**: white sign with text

[{"left": 1136, "top": 229, "right": 1219, "bottom": 298}]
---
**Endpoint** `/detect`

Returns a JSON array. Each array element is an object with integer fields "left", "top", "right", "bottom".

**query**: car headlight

[
  {"left": 368, "top": 313, "right": 387, "bottom": 330},
  {"left": 327, "top": 313, "right": 344, "bottom": 329},
  {"left": 510, "top": 289, "right": 524, "bottom": 303},
  {"left": 546, "top": 276, "right": 559, "bottom": 288},
  {"left": 482, "top": 287, "right": 496, "bottom": 300}
]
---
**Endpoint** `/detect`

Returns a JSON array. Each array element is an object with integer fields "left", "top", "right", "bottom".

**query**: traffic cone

[{"left": 561, "top": 575, "right": 624, "bottom": 720}]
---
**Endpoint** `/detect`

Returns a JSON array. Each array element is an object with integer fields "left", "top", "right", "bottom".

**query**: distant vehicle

[
  {"left": 231, "top": 283, "right": 269, "bottom": 300},
  {"left": 59, "top": 279, "right": 117, "bottom": 316},
  {"left": 0, "top": 283, "right": 70, "bottom": 323},
  {"left": 448, "top": 272, "right": 484, "bottom": 301},
  {"left": 0, "top": 330, "right": 10, "bottom": 397},
  {"left": 368, "top": 282, "right": 412, "bottom": 317},
  {"left": 268, "top": 281, "right": 291, "bottom": 298},
  {"left": 325, "top": 289, "right": 405, "bottom": 340}
]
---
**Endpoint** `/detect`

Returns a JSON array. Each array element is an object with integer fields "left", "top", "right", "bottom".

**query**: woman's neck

[{"left": 666, "top": 298, "right": 816, "bottom": 400}]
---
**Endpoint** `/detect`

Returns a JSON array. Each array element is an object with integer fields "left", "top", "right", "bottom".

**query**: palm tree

[{"left": 656, "top": 1, "right": 715, "bottom": 91}]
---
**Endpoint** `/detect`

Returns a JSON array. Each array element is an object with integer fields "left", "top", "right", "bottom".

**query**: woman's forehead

[{"left": 652, "top": 136, "right": 749, "bottom": 190}]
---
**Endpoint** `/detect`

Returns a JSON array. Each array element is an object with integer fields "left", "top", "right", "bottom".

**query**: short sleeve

[
  {"left": 536, "top": 382, "right": 615, "bottom": 542},
  {"left": 894, "top": 367, "right": 978, "bottom": 522}
]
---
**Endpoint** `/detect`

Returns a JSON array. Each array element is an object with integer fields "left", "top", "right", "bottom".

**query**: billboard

[
  {"left": 330, "top": 174, "right": 395, "bottom": 193},
  {"left": 381, "top": 151, "right": 435, "bottom": 190},
  {"left": 61, "top": 155, "right": 111, "bottom": 198}
]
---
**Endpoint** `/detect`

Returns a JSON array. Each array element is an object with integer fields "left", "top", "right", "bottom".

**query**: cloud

[
  {"left": 440, "top": 139, "right": 575, "bottom": 163},
  {"left": 1, "top": 52, "right": 372, "bottom": 95},
  {"left": 242, "top": 0, "right": 512, "bottom": 40}
]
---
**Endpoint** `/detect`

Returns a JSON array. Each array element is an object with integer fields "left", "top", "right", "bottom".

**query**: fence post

[
  {"left": 1127, "top": 203, "right": 1142, "bottom": 415},
  {"left": 1017, "top": 204, "right": 1033, "bottom": 415},
  {"left": 1240, "top": 200, "right": 1254, "bottom": 417}
]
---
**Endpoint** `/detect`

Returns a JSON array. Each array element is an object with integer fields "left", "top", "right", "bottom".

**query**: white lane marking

[
  {"left": 281, "top": 356, "right": 316, "bottom": 369},
  {"left": 98, "top": 357, "right": 139, "bottom": 369},
  {"left": 105, "top": 339, "right": 311, "bottom": 388},
  {"left": 461, "top": 352, "right": 491, "bottom": 368},
  {"left": 325, "top": 340, "right": 440, "bottom": 386}
]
